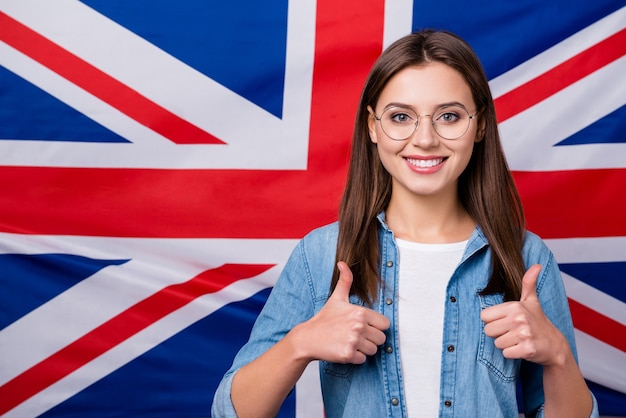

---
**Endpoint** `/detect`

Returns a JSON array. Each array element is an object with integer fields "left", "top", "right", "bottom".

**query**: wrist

[
  {"left": 286, "top": 321, "right": 316, "bottom": 363},
  {"left": 544, "top": 335, "right": 572, "bottom": 368}
]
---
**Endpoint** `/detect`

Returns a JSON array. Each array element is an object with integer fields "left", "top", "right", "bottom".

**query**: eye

[
  {"left": 439, "top": 112, "right": 458, "bottom": 123},
  {"left": 391, "top": 113, "right": 410, "bottom": 123},
  {"left": 386, "top": 108, "right": 416, "bottom": 124},
  {"left": 435, "top": 107, "right": 463, "bottom": 124}
]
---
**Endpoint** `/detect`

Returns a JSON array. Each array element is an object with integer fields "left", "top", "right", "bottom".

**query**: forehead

[{"left": 377, "top": 62, "right": 474, "bottom": 110}]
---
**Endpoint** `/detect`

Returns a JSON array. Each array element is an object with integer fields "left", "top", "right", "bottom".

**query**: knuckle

[
  {"left": 350, "top": 321, "right": 365, "bottom": 334},
  {"left": 352, "top": 308, "right": 367, "bottom": 320},
  {"left": 514, "top": 313, "right": 528, "bottom": 325},
  {"left": 518, "top": 327, "right": 532, "bottom": 339}
]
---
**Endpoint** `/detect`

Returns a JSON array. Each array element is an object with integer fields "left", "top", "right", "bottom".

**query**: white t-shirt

[{"left": 395, "top": 238, "right": 466, "bottom": 417}]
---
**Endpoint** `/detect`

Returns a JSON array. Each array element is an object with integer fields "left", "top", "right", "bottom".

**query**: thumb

[
  {"left": 520, "top": 264, "right": 542, "bottom": 302},
  {"left": 331, "top": 261, "right": 353, "bottom": 302}
]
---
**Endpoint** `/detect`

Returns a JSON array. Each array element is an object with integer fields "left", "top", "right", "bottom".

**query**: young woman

[{"left": 212, "top": 30, "right": 598, "bottom": 417}]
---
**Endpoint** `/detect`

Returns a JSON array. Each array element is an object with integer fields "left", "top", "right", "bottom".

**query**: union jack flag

[{"left": 0, "top": 0, "right": 624, "bottom": 416}]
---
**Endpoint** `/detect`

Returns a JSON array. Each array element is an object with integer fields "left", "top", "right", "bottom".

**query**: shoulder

[
  {"left": 279, "top": 222, "right": 338, "bottom": 300},
  {"left": 299, "top": 222, "right": 339, "bottom": 254},
  {"left": 285, "top": 222, "right": 338, "bottom": 274},
  {"left": 521, "top": 230, "right": 554, "bottom": 262},
  {"left": 302, "top": 221, "right": 339, "bottom": 241}
]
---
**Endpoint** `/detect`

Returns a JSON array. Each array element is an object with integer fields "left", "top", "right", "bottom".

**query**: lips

[{"left": 404, "top": 157, "right": 446, "bottom": 168}]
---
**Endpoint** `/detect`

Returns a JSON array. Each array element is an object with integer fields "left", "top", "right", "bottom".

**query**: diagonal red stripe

[
  {"left": 569, "top": 298, "right": 626, "bottom": 353},
  {"left": 513, "top": 169, "right": 626, "bottom": 239},
  {"left": 0, "top": 12, "right": 224, "bottom": 145},
  {"left": 495, "top": 28, "right": 626, "bottom": 122},
  {"left": 0, "top": 263, "right": 273, "bottom": 415}
]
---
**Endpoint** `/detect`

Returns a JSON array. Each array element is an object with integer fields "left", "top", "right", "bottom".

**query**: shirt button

[
  {"left": 385, "top": 345, "right": 393, "bottom": 354},
  {"left": 444, "top": 400, "right": 452, "bottom": 407},
  {"left": 391, "top": 398, "right": 399, "bottom": 406},
  {"left": 447, "top": 345, "right": 455, "bottom": 352},
  {"left": 386, "top": 260, "right": 394, "bottom": 267},
  {"left": 449, "top": 296, "right": 457, "bottom": 303},
  {"left": 385, "top": 298, "right": 393, "bottom": 305}
]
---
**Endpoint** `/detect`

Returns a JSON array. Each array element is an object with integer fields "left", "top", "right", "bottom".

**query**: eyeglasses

[{"left": 369, "top": 104, "right": 478, "bottom": 140}]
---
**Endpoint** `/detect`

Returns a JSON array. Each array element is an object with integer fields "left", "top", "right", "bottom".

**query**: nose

[{"left": 409, "top": 115, "right": 439, "bottom": 148}]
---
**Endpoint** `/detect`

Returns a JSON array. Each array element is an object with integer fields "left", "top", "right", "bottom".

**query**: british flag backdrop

[{"left": 0, "top": 0, "right": 625, "bottom": 417}]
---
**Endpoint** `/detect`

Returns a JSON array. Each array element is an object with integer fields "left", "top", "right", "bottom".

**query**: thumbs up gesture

[
  {"left": 480, "top": 264, "right": 568, "bottom": 366},
  {"left": 293, "top": 262, "right": 390, "bottom": 364}
]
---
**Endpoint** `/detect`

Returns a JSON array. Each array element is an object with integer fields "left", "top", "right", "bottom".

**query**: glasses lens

[
  {"left": 432, "top": 105, "right": 471, "bottom": 140},
  {"left": 379, "top": 107, "right": 419, "bottom": 140},
  {"left": 379, "top": 105, "right": 472, "bottom": 140}
]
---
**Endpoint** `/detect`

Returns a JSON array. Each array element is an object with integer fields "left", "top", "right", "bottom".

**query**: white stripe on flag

[
  {"left": 575, "top": 330, "right": 626, "bottom": 394},
  {"left": 383, "top": 0, "right": 414, "bottom": 48}
]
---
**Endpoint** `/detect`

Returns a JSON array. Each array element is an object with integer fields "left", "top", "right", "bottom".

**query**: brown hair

[{"left": 331, "top": 30, "right": 526, "bottom": 304}]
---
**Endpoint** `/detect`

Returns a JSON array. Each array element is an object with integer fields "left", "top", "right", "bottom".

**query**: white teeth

[{"left": 407, "top": 158, "right": 443, "bottom": 168}]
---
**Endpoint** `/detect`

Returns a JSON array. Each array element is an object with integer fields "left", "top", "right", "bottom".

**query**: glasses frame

[{"left": 369, "top": 104, "right": 479, "bottom": 141}]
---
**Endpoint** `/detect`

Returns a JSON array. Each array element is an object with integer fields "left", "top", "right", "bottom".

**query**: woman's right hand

[
  {"left": 291, "top": 261, "right": 390, "bottom": 364},
  {"left": 230, "top": 262, "right": 390, "bottom": 418}
]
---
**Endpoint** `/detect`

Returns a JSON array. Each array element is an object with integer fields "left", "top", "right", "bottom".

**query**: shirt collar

[{"left": 376, "top": 210, "right": 489, "bottom": 259}]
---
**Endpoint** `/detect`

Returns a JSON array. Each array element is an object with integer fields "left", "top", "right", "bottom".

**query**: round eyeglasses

[{"left": 370, "top": 104, "right": 478, "bottom": 140}]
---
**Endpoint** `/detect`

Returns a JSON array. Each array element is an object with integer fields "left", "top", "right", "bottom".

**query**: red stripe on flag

[
  {"left": 569, "top": 298, "right": 626, "bottom": 353},
  {"left": 495, "top": 28, "right": 626, "bottom": 123},
  {"left": 0, "top": 0, "right": 385, "bottom": 239},
  {"left": 513, "top": 169, "right": 626, "bottom": 239},
  {"left": 0, "top": 12, "right": 224, "bottom": 145},
  {"left": 0, "top": 263, "right": 273, "bottom": 415}
]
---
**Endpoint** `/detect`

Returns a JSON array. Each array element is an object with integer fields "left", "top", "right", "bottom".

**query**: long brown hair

[{"left": 331, "top": 30, "right": 526, "bottom": 305}]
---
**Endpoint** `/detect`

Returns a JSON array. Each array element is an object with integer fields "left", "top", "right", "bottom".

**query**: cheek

[
  {"left": 456, "top": 143, "right": 476, "bottom": 171},
  {"left": 375, "top": 139, "right": 406, "bottom": 170}
]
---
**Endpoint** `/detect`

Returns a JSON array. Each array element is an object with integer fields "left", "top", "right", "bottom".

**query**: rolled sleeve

[{"left": 211, "top": 371, "right": 238, "bottom": 418}]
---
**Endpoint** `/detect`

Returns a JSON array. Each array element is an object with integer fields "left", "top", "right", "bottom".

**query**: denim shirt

[{"left": 212, "top": 215, "right": 599, "bottom": 417}]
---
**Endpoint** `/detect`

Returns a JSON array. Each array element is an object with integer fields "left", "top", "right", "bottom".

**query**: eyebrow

[{"left": 382, "top": 101, "right": 469, "bottom": 111}]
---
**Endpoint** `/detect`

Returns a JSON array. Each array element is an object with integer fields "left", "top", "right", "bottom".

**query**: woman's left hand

[{"left": 480, "top": 264, "right": 569, "bottom": 367}]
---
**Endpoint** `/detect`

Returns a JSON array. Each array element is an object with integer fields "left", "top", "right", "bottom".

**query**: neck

[{"left": 385, "top": 188, "right": 475, "bottom": 244}]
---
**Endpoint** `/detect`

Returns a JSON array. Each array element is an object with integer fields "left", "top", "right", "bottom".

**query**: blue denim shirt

[{"left": 212, "top": 214, "right": 599, "bottom": 417}]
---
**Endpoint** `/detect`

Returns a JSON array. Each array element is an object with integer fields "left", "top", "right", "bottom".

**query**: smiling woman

[{"left": 212, "top": 29, "right": 599, "bottom": 418}]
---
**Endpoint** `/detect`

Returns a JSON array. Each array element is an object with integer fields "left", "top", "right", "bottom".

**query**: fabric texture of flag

[{"left": 0, "top": 0, "right": 624, "bottom": 416}]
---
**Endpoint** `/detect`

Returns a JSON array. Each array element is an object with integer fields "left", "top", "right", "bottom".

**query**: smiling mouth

[{"left": 405, "top": 157, "right": 446, "bottom": 168}]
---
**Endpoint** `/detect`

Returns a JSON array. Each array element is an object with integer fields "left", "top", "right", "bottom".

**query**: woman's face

[{"left": 368, "top": 62, "right": 483, "bottom": 201}]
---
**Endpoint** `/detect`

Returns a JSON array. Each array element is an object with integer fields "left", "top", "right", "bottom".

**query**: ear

[
  {"left": 474, "top": 116, "right": 486, "bottom": 143},
  {"left": 367, "top": 106, "right": 379, "bottom": 144}
]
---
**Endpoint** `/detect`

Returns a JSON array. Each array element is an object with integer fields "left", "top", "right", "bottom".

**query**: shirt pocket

[
  {"left": 321, "top": 361, "right": 355, "bottom": 378},
  {"left": 477, "top": 292, "right": 519, "bottom": 382}
]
